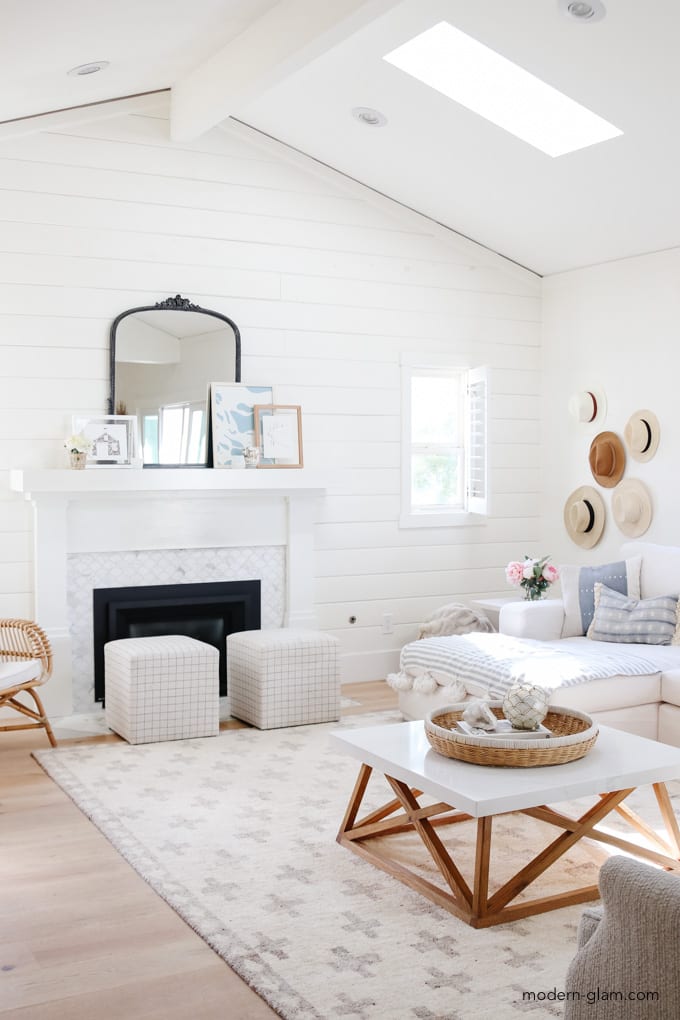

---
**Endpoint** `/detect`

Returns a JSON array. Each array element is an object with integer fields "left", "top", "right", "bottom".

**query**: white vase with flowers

[
  {"left": 505, "top": 555, "right": 559, "bottom": 601},
  {"left": 64, "top": 432, "right": 91, "bottom": 470}
]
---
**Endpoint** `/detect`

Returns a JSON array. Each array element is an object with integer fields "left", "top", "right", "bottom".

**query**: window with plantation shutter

[{"left": 400, "top": 359, "right": 489, "bottom": 528}]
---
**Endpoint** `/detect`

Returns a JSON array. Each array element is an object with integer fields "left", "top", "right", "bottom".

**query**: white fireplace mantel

[
  {"left": 10, "top": 467, "right": 325, "bottom": 497},
  {"left": 10, "top": 468, "right": 326, "bottom": 715}
]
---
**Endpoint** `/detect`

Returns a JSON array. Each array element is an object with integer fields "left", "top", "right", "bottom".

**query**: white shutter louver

[{"left": 466, "top": 365, "right": 488, "bottom": 515}]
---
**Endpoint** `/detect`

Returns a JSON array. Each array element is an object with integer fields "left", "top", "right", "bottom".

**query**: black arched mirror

[{"left": 109, "top": 295, "right": 241, "bottom": 467}]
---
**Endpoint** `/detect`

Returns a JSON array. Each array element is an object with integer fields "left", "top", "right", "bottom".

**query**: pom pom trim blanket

[{"left": 392, "top": 633, "right": 661, "bottom": 700}]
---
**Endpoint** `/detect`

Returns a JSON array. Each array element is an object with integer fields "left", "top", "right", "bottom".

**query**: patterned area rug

[{"left": 33, "top": 715, "right": 673, "bottom": 1020}]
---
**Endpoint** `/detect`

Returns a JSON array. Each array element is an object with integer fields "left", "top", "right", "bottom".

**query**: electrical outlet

[{"left": 382, "top": 612, "right": 394, "bottom": 635}]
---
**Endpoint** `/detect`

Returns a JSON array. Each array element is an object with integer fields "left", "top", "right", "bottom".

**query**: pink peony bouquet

[{"left": 506, "top": 555, "right": 559, "bottom": 601}]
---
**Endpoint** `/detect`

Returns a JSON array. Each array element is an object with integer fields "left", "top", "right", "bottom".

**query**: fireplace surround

[
  {"left": 69, "top": 545, "right": 283, "bottom": 711},
  {"left": 10, "top": 468, "right": 324, "bottom": 715}
]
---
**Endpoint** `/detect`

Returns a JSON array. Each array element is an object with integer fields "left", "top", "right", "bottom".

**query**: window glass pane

[
  {"left": 159, "top": 406, "right": 185, "bottom": 463},
  {"left": 142, "top": 415, "right": 159, "bottom": 463},
  {"left": 411, "top": 375, "right": 461, "bottom": 444},
  {"left": 411, "top": 452, "right": 462, "bottom": 508},
  {"left": 187, "top": 408, "right": 205, "bottom": 463}
]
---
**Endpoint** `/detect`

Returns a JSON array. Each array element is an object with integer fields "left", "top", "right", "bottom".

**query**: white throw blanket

[
  {"left": 416, "top": 602, "right": 494, "bottom": 640},
  {"left": 390, "top": 632, "right": 661, "bottom": 699}
]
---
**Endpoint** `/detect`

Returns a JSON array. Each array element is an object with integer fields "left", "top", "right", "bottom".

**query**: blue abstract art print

[{"left": 210, "top": 383, "right": 273, "bottom": 467}]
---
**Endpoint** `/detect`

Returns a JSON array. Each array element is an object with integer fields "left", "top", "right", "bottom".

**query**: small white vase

[
  {"left": 243, "top": 447, "right": 260, "bottom": 469},
  {"left": 502, "top": 682, "right": 550, "bottom": 731},
  {"left": 70, "top": 451, "right": 87, "bottom": 470}
]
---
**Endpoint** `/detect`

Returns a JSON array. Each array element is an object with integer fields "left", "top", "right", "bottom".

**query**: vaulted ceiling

[{"left": 6, "top": 0, "right": 680, "bottom": 275}]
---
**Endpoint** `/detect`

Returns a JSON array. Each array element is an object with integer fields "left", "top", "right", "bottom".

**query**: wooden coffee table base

[{"left": 337, "top": 764, "right": 680, "bottom": 928}]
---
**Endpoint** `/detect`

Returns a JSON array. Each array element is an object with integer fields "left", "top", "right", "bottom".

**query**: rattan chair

[{"left": 0, "top": 619, "right": 56, "bottom": 746}]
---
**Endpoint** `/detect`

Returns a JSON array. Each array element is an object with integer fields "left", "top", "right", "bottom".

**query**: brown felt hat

[
  {"left": 589, "top": 431, "right": 626, "bottom": 488},
  {"left": 563, "top": 485, "right": 606, "bottom": 549},
  {"left": 624, "top": 409, "right": 660, "bottom": 463}
]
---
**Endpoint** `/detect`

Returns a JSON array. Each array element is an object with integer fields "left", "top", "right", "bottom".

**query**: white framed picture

[
  {"left": 254, "top": 405, "right": 303, "bottom": 468},
  {"left": 72, "top": 415, "right": 138, "bottom": 468},
  {"left": 209, "top": 383, "right": 273, "bottom": 468}
]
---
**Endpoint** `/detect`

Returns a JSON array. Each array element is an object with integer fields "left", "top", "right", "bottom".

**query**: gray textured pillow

[
  {"left": 560, "top": 556, "right": 641, "bottom": 637},
  {"left": 587, "top": 583, "right": 679, "bottom": 645}
]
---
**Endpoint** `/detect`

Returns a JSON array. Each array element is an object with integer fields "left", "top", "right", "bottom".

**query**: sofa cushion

[
  {"left": 0, "top": 658, "right": 42, "bottom": 690},
  {"left": 659, "top": 703, "right": 680, "bottom": 745},
  {"left": 660, "top": 670, "right": 680, "bottom": 708},
  {"left": 560, "top": 556, "right": 641, "bottom": 638},
  {"left": 587, "top": 584, "right": 679, "bottom": 645},
  {"left": 549, "top": 670, "right": 661, "bottom": 713},
  {"left": 621, "top": 541, "right": 680, "bottom": 599}
]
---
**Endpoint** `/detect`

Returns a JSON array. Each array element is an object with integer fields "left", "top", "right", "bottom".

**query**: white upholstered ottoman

[
  {"left": 227, "top": 629, "right": 340, "bottom": 729},
  {"left": 104, "top": 635, "right": 220, "bottom": 744}
]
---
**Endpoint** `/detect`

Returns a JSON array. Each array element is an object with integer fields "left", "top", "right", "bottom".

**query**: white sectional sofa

[{"left": 395, "top": 542, "right": 680, "bottom": 747}]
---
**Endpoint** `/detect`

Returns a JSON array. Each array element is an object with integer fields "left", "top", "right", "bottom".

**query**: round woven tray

[{"left": 425, "top": 703, "right": 599, "bottom": 768}]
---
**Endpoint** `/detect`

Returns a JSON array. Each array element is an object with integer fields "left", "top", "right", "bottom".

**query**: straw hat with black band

[
  {"left": 563, "top": 485, "right": 606, "bottom": 548},
  {"left": 612, "top": 479, "right": 652, "bottom": 538},
  {"left": 588, "top": 431, "right": 626, "bottom": 488},
  {"left": 624, "top": 409, "right": 660, "bottom": 463}
]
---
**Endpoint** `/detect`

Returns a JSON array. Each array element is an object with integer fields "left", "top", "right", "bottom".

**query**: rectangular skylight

[{"left": 383, "top": 21, "right": 622, "bottom": 157}]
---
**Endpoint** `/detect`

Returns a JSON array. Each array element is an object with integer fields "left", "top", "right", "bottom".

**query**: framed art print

[
  {"left": 209, "top": 383, "right": 273, "bottom": 468},
  {"left": 72, "top": 415, "right": 138, "bottom": 468},
  {"left": 254, "top": 404, "right": 303, "bottom": 468}
]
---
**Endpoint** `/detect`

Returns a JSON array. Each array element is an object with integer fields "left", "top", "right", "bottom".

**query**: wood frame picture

[{"left": 254, "top": 405, "right": 303, "bottom": 469}]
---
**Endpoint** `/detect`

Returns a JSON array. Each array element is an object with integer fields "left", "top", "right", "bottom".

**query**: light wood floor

[{"left": 0, "top": 682, "right": 397, "bottom": 1019}]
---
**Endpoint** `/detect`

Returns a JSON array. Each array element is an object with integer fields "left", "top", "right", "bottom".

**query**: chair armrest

[
  {"left": 565, "top": 856, "right": 680, "bottom": 1019},
  {"left": 576, "top": 907, "right": 602, "bottom": 948},
  {"left": 0, "top": 619, "right": 52, "bottom": 682},
  {"left": 499, "top": 600, "right": 565, "bottom": 640}
]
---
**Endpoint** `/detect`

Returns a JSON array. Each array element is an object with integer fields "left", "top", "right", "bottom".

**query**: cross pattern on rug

[{"left": 34, "top": 714, "right": 680, "bottom": 1020}]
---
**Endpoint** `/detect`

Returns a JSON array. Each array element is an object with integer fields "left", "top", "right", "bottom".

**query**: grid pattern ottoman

[
  {"left": 227, "top": 628, "right": 340, "bottom": 729},
  {"left": 105, "top": 635, "right": 219, "bottom": 744}
]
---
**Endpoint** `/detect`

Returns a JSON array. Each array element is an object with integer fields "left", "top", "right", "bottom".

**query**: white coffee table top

[{"left": 330, "top": 721, "right": 680, "bottom": 818}]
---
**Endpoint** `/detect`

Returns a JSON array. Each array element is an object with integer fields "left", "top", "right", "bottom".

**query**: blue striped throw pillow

[
  {"left": 587, "top": 583, "right": 679, "bottom": 645},
  {"left": 560, "top": 557, "right": 641, "bottom": 637}
]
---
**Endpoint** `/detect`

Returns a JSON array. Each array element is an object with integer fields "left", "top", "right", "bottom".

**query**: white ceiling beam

[{"left": 170, "top": 0, "right": 402, "bottom": 141}]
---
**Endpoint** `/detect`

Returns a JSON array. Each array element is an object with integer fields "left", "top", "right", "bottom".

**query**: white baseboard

[{"left": 339, "top": 648, "right": 400, "bottom": 684}]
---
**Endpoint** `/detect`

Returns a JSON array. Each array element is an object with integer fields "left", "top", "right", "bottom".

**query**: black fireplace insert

[{"left": 93, "top": 579, "right": 261, "bottom": 701}]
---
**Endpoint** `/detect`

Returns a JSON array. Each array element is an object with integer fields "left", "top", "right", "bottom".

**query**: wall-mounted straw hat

[
  {"left": 564, "top": 485, "right": 606, "bottom": 548},
  {"left": 568, "top": 388, "right": 606, "bottom": 425},
  {"left": 612, "top": 479, "right": 652, "bottom": 538},
  {"left": 624, "top": 409, "right": 660, "bottom": 463}
]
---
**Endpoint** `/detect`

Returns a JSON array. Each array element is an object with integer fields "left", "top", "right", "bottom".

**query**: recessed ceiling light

[
  {"left": 352, "top": 107, "right": 388, "bottom": 127},
  {"left": 383, "top": 22, "right": 621, "bottom": 157},
  {"left": 559, "top": 0, "right": 606, "bottom": 22},
  {"left": 67, "top": 61, "right": 110, "bottom": 77}
]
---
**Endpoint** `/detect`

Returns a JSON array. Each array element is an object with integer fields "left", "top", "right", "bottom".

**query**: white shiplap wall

[{"left": 0, "top": 100, "right": 541, "bottom": 683}]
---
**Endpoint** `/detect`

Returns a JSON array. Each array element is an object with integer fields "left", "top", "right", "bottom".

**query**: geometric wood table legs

[{"left": 337, "top": 764, "right": 680, "bottom": 928}]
